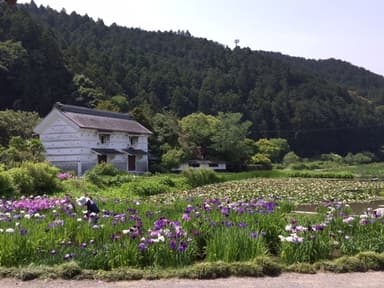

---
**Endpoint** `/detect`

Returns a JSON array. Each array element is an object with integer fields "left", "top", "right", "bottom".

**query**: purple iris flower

[
  {"left": 169, "top": 239, "right": 177, "bottom": 250},
  {"left": 221, "top": 207, "right": 230, "bottom": 217},
  {"left": 178, "top": 241, "right": 188, "bottom": 252},
  {"left": 138, "top": 242, "right": 148, "bottom": 251},
  {"left": 182, "top": 213, "right": 191, "bottom": 221}
]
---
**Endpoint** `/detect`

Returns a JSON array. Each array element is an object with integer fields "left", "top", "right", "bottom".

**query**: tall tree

[
  {"left": 210, "top": 112, "right": 253, "bottom": 165},
  {"left": 179, "top": 113, "right": 219, "bottom": 159}
]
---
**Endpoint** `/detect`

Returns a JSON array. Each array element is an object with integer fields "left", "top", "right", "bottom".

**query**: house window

[
  {"left": 189, "top": 162, "right": 200, "bottom": 168},
  {"left": 99, "top": 134, "right": 110, "bottom": 145},
  {"left": 130, "top": 136, "right": 139, "bottom": 146}
]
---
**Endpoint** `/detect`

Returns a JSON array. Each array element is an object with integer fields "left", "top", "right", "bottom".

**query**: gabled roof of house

[{"left": 54, "top": 102, "right": 152, "bottom": 135}]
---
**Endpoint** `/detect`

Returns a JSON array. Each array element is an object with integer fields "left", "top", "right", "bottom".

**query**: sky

[{"left": 17, "top": 0, "right": 384, "bottom": 76}]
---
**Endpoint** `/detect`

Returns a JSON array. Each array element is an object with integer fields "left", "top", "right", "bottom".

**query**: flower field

[
  {"left": 1, "top": 177, "right": 384, "bottom": 270},
  {"left": 165, "top": 178, "right": 384, "bottom": 204}
]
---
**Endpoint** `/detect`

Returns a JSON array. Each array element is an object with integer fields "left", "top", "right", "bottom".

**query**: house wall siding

[{"left": 36, "top": 108, "right": 150, "bottom": 175}]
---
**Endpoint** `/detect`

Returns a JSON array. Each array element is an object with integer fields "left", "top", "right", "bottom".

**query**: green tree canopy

[
  {"left": 210, "top": 112, "right": 253, "bottom": 165},
  {"left": 179, "top": 112, "right": 219, "bottom": 160},
  {"left": 0, "top": 109, "right": 40, "bottom": 146},
  {"left": 255, "top": 138, "right": 290, "bottom": 163}
]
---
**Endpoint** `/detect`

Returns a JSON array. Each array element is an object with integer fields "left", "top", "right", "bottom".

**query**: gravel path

[{"left": 1, "top": 272, "right": 384, "bottom": 288}]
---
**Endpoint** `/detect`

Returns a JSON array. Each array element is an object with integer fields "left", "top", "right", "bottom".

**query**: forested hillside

[
  {"left": 1, "top": 2, "right": 384, "bottom": 155},
  {"left": 262, "top": 51, "right": 384, "bottom": 103}
]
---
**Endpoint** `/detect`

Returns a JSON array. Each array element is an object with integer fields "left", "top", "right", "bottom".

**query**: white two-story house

[{"left": 34, "top": 102, "right": 152, "bottom": 175}]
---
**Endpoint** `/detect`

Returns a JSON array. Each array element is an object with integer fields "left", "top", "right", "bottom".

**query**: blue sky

[{"left": 17, "top": 0, "right": 384, "bottom": 76}]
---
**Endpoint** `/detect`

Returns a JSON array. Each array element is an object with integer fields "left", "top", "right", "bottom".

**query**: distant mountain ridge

[{"left": 1, "top": 2, "right": 384, "bottom": 155}]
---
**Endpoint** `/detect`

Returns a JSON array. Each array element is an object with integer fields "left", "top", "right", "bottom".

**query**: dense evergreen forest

[{"left": 2, "top": 2, "right": 384, "bottom": 156}]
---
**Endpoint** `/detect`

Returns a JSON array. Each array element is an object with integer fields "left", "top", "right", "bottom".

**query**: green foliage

[
  {"left": 2, "top": 4, "right": 384, "bottom": 157},
  {"left": 210, "top": 112, "right": 253, "bottom": 165},
  {"left": 286, "top": 262, "right": 316, "bottom": 274},
  {"left": 287, "top": 171, "right": 354, "bottom": 179},
  {"left": 161, "top": 148, "right": 184, "bottom": 170},
  {"left": 356, "top": 251, "right": 384, "bottom": 271},
  {"left": 320, "top": 153, "right": 344, "bottom": 162},
  {"left": 280, "top": 232, "right": 331, "bottom": 264},
  {"left": 129, "top": 181, "right": 170, "bottom": 196},
  {"left": 187, "top": 262, "right": 230, "bottom": 279},
  {"left": 255, "top": 138, "right": 290, "bottom": 163},
  {"left": 249, "top": 153, "right": 272, "bottom": 170},
  {"left": 0, "top": 167, "right": 15, "bottom": 196},
  {"left": 182, "top": 168, "right": 223, "bottom": 187},
  {"left": 206, "top": 227, "right": 267, "bottom": 262},
  {"left": 152, "top": 112, "right": 180, "bottom": 150},
  {"left": 343, "top": 152, "right": 375, "bottom": 165},
  {"left": 84, "top": 163, "right": 148, "bottom": 188},
  {"left": 0, "top": 6, "right": 74, "bottom": 114},
  {"left": 253, "top": 256, "right": 283, "bottom": 276},
  {"left": 7, "top": 167, "right": 34, "bottom": 194},
  {"left": 179, "top": 113, "right": 219, "bottom": 160},
  {"left": 227, "top": 262, "right": 264, "bottom": 277},
  {"left": 0, "top": 110, "right": 40, "bottom": 147},
  {"left": 283, "top": 151, "right": 301, "bottom": 166},
  {"left": 7, "top": 162, "right": 62, "bottom": 195},
  {"left": 87, "top": 163, "right": 120, "bottom": 177},
  {"left": 84, "top": 163, "right": 122, "bottom": 187},
  {"left": 56, "top": 261, "right": 82, "bottom": 279},
  {"left": 0, "top": 136, "right": 44, "bottom": 168}
]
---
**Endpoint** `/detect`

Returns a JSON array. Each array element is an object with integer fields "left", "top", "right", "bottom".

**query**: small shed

[{"left": 172, "top": 160, "right": 226, "bottom": 172}]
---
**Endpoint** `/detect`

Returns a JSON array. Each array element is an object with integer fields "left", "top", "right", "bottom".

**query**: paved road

[{"left": 1, "top": 272, "right": 384, "bottom": 288}]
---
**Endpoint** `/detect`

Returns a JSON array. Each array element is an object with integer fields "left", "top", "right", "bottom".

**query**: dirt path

[{"left": 1, "top": 272, "right": 384, "bottom": 288}]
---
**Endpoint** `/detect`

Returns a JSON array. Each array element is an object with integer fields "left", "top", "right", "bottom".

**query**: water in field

[{"left": 296, "top": 199, "right": 384, "bottom": 214}]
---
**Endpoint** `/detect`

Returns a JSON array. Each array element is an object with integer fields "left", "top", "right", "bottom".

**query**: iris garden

[{"left": 1, "top": 176, "right": 384, "bottom": 273}]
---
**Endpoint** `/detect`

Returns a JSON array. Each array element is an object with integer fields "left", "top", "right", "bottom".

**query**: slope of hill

[
  {"left": 262, "top": 51, "right": 384, "bottom": 102},
  {"left": 1, "top": 2, "right": 384, "bottom": 155}
]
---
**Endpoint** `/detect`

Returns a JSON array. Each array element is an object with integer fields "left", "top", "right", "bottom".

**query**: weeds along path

[{"left": 1, "top": 272, "right": 384, "bottom": 288}]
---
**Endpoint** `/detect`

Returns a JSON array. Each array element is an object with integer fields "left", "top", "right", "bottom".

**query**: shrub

[
  {"left": 182, "top": 168, "right": 222, "bottom": 187},
  {"left": 320, "top": 153, "right": 343, "bottom": 162},
  {"left": 249, "top": 153, "right": 272, "bottom": 170},
  {"left": 7, "top": 167, "right": 34, "bottom": 194},
  {"left": 0, "top": 170, "right": 15, "bottom": 196},
  {"left": 130, "top": 181, "right": 170, "bottom": 196},
  {"left": 7, "top": 162, "right": 61, "bottom": 195},
  {"left": 161, "top": 148, "right": 184, "bottom": 170},
  {"left": 85, "top": 163, "right": 123, "bottom": 187},
  {"left": 86, "top": 163, "right": 119, "bottom": 177},
  {"left": 283, "top": 152, "right": 301, "bottom": 166},
  {"left": 344, "top": 152, "right": 375, "bottom": 165},
  {"left": 159, "top": 176, "right": 176, "bottom": 187},
  {"left": 21, "top": 162, "right": 62, "bottom": 195}
]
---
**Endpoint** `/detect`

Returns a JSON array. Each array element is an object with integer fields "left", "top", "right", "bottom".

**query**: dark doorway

[
  {"left": 98, "top": 154, "right": 107, "bottom": 164},
  {"left": 128, "top": 155, "right": 136, "bottom": 171}
]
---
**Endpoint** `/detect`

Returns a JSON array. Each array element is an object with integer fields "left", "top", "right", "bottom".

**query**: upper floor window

[
  {"left": 99, "top": 134, "right": 110, "bottom": 145},
  {"left": 130, "top": 136, "right": 139, "bottom": 146}
]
